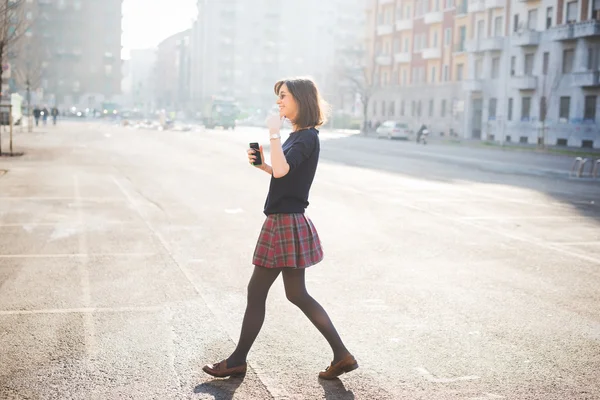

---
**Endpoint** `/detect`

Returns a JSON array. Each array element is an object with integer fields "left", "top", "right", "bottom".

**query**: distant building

[
  {"left": 8, "top": 0, "right": 123, "bottom": 110},
  {"left": 154, "top": 30, "right": 191, "bottom": 113}
]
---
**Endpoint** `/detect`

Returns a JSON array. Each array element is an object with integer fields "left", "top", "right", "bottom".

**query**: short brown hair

[{"left": 274, "top": 77, "right": 329, "bottom": 129}]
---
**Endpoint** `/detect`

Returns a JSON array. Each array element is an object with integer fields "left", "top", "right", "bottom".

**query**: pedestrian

[
  {"left": 42, "top": 107, "right": 49, "bottom": 125},
  {"left": 33, "top": 106, "right": 41, "bottom": 126},
  {"left": 202, "top": 77, "right": 358, "bottom": 380},
  {"left": 51, "top": 107, "right": 59, "bottom": 125}
]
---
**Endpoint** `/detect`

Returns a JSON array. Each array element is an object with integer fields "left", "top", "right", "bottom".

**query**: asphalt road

[{"left": 1, "top": 121, "right": 599, "bottom": 400}]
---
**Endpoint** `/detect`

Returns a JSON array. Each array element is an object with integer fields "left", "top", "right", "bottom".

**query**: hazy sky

[{"left": 121, "top": 0, "right": 197, "bottom": 59}]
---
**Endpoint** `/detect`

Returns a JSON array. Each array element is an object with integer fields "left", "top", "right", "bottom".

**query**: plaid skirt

[{"left": 252, "top": 213, "right": 324, "bottom": 269}]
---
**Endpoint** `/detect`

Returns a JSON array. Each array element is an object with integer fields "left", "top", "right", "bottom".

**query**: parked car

[{"left": 376, "top": 121, "right": 411, "bottom": 140}]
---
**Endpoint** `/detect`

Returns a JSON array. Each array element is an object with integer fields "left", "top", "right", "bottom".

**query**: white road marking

[
  {"left": 74, "top": 175, "right": 97, "bottom": 362},
  {"left": 415, "top": 367, "right": 480, "bottom": 383},
  {"left": 0, "top": 306, "right": 163, "bottom": 316},
  {"left": 0, "top": 253, "right": 155, "bottom": 259},
  {"left": 321, "top": 180, "right": 600, "bottom": 266},
  {"left": 112, "top": 175, "right": 292, "bottom": 400}
]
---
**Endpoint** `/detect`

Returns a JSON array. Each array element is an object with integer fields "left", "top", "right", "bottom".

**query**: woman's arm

[{"left": 269, "top": 137, "right": 290, "bottom": 178}]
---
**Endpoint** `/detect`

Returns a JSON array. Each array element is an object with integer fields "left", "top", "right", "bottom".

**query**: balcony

[
  {"left": 455, "top": 2, "right": 468, "bottom": 16},
  {"left": 394, "top": 52, "right": 412, "bottom": 63},
  {"left": 395, "top": 19, "right": 413, "bottom": 31},
  {"left": 512, "top": 75, "right": 537, "bottom": 90},
  {"left": 463, "top": 79, "right": 483, "bottom": 92},
  {"left": 468, "top": 0, "right": 485, "bottom": 13},
  {"left": 485, "top": 0, "right": 504, "bottom": 9},
  {"left": 571, "top": 71, "right": 600, "bottom": 87},
  {"left": 512, "top": 30, "right": 540, "bottom": 46},
  {"left": 424, "top": 11, "right": 444, "bottom": 24},
  {"left": 376, "top": 24, "right": 394, "bottom": 36},
  {"left": 375, "top": 55, "right": 393, "bottom": 66},
  {"left": 453, "top": 42, "right": 466, "bottom": 53},
  {"left": 466, "top": 36, "right": 505, "bottom": 52},
  {"left": 548, "top": 20, "right": 600, "bottom": 41},
  {"left": 422, "top": 47, "right": 442, "bottom": 59}
]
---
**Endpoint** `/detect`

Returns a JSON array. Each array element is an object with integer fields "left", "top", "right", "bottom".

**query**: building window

[
  {"left": 508, "top": 98, "right": 513, "bottom": 121},
  {"left": 476, "top": 20, "right": 485, "bottom": 39},
  {"left": 389, "top": 101, "right": 395, "bottom": 116},
  {"left": 524, "top": 53, "right": 534, "bottom": 75},
  {"left": 491, "top": 57, "right": 500, "bottom": 79},
  {"left": 431, "top": 66, "right": 436, "bottom": 83},
  {"left": 433, "top": 31, "right": 438, "bottom": 47},
  {"left": 511, "top": 56, "right": 516, "bottom": 76},
  {"left": 546, "top": 7, "right": 553, "bottom": 29},
  {"left": 527, "top": 9, "right": 538, "bottom": 31},
  {"left": 475, "top": 59, "right": 483, "bottom": 79},
  {"left": 429, "top": 99, "right": 434, "bottom": 116},
  {"left": 584, "top": 96, "right": 597, "bottom": 121},
  {"left": 441, "top": 99, "right": 446, "bottom": 117},
  {"left": 513, "top": 14, "right": 519, "bottom": 33},
  {"left": 417, "top": 100, "right": 422, "bottom": 117},
  {"left": 566, "top": 1, "right": 578, "bottom": 23},
  {"left": 444, "top": 28, "right": 451, "bottom": 46},
  {"left": 563, "top": 49, "right": 575, "bottom": 73},
  {"left": 404, "top": 37, "right": 409, "bottom": 52},
  {"left": 400, "top": 100, "right": 405, "bottom": 116},
  {"left": 559, "top": 96, "right": 571, "bottom": 121},
  {"left": 411, "top": 101, "right": 415, "bottom": 116},
  {"left": 489, "top": 98, "right": 497, "bottom": 119},
  {"left": 494, "top": 16, "right": 503, "bottom": 36},
  {"left": 521, "top": 97, "right": 531, "bottom": 120},
  {"left": 373, "top": 101, "right": 377, "bottom": 116},
  {"left": 543, "top": 52, "right": 549, "bottom": 74},
  {"left": 588, "top": 48, "right": 598, "bottom": 70},
  {"left": 540, "top": 96, "right": 547, "bottom": 122},
  {"left": 443, "top": 64, "right": 449, "bottom": 81},
  {"left": 382, "top": 101, "right": 386, "bottom": 116},
  {"left": 456, "top": 63, "right": 464, "bottom": 80},
  {"left": 402, "top": 69, "right": 407, "bottom": 85}
]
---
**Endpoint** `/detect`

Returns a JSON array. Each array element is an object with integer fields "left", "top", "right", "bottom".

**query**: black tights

[{"left": 227, "top": 266, "right": 349, "bottom": 367}]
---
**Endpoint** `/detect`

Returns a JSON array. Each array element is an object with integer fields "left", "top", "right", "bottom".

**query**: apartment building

[
  {"left": 190, "top": 0, "right": 366, "bottom": 115},
  {"left": 367, "top": 0, "right": 466, "bottom": 137},
  {"left": 367, "top": 0, "right": 600, "bottom": 148},
  {"left": 25, "top": 0, "right": 122, "bottom": 109}
]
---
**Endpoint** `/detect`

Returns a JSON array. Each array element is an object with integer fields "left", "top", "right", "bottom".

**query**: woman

[{"left": 203, "top": 77, "right": 358, "bottom": 380}]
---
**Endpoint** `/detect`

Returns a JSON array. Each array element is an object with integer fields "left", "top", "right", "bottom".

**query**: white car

[{"left": 376, "top": 121, "right": 411, "bottom": 140}]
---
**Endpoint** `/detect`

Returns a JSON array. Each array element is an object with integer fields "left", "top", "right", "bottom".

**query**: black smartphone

[{"left": 249, "top": 142, "right": 262, "bottom": 165}]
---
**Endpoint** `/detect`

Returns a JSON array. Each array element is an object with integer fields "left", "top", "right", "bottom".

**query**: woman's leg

[
  {"left": 227, "top": 265, "right": 281, "bottom": 367},
  {"left": 282, "top": 268, "right": 350, "bottom": 363}
]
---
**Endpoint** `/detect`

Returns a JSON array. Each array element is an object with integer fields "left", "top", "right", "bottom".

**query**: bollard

[
  {"left": 593, "top": 159, "right": 600, "bottom": 179},
  {"left": 571, "top": 157, "right": 584, "bottom": 177}
]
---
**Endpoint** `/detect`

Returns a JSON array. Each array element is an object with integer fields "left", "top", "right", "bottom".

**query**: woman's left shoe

[
  {"left": 202, "top": 360, "right": 247, "bottom": 378},
  {"left": 318, "top": 354, "right": 359, "bottom": 380}
]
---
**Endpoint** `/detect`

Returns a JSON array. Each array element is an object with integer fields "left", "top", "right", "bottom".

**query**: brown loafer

[
  {"left": 202, "top": 359, "right": 247, "bottom": 378},
  {"left": 318, "top": 354, "right": 358, "bottom": 380}
]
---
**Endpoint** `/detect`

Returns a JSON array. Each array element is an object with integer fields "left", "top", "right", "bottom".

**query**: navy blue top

[{"left": 263, "top": 128, "right": 320, "bottom": 215}]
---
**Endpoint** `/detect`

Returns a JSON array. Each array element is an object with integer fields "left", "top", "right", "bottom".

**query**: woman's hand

[
  {"left": 266, "top": 115, "right": 284, "bottom": 135},
  {"left": 247, "top": 145, "right": 270, "bottom": 172}
]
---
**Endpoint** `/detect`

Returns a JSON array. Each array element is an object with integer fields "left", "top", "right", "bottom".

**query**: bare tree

[
  {"left": 338, "top": 44, "right": 378, "bottom": 134},
  {"left": 0, "top": 0, "right": 27, "bottom": 104},
  {"left": 13, "top": 34, "right": 45, "bottom": 132},
  {"left": 538, "top": 63, "right": 561, "bottom": 149}
]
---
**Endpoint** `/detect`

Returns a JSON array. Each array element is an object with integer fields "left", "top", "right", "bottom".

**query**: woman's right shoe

[
  {"left": 318, "top": 354, "right": 359, "bottom": 380},
  {"left": 202, "top": 359, "right": 247, "bottom": 378}
]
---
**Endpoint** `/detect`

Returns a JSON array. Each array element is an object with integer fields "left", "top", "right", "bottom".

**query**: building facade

[
  {"left": 190, "top": 0, "right": 366, "bottom": 117},
  {"left": 8, "top": 0, "right": 123, "bottom": 110},
  {"left": 154, "top": 30, "right": 191, "bottom": 112},
  {"left": 367, "top": 0, "right": 600, "bottom": 148}
]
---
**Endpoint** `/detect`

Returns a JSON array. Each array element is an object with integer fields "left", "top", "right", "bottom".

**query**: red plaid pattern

[{"left": 252, "top": 213, "right": 324, "bottom": 269}]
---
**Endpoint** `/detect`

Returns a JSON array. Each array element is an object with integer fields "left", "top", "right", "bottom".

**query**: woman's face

[{"left": 277, "top": 84, "right": 298, "bottom": 122}]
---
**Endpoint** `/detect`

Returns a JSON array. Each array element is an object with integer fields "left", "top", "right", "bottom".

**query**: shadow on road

[
  {"left": 319, "top": 378, "right": 355, "bottom": 400},
  {"left": 317, "top": 134, "right": 600, "bottom": 223},
  {"left": 193, "top": 375, "right": 245, "bottom": 400}
]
